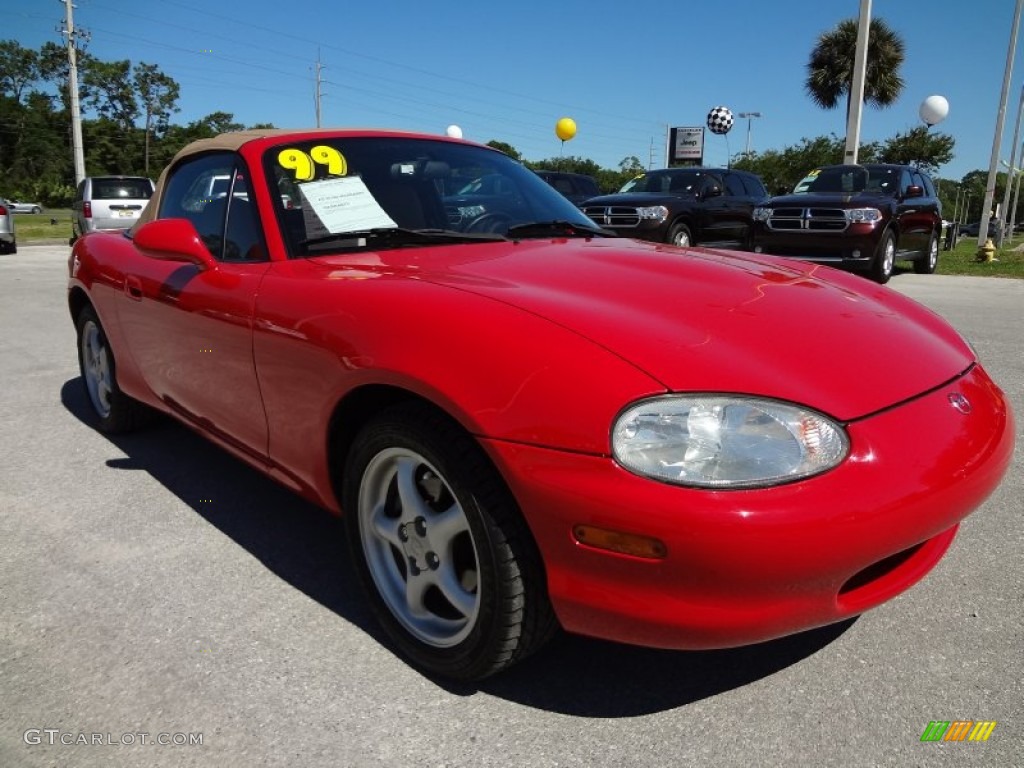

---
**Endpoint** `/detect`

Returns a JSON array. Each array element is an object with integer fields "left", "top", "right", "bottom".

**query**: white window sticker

[{"left": 300, "top": 176, "right": 397, "bottom": 233}]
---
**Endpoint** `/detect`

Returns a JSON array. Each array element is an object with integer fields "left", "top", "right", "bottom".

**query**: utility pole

[
  {"left": 59, "top": 0, "right": 87, "bottom": 185},
  {"left": 313, "top": 49, "right": 324, "bottom": 128}
]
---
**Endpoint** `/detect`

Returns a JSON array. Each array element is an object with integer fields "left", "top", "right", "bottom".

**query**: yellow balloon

[{"left": 555, "top": 117, "right": 577, "bottom": 142}]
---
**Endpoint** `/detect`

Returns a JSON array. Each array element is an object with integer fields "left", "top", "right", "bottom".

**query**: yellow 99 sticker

[{"left": 277, "top": 145, "right": 348, "bottom": 181}]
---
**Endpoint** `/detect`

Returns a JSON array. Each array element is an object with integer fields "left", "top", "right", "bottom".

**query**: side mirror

[
  {"left": 703, "top": 185, "right": 723, "bottom": 199},
  {"left": 905, "top": 185, "right": 924, "bottom": 199},
  {"left": 132, "top": 219, "right": 218, "bottom": 270}
]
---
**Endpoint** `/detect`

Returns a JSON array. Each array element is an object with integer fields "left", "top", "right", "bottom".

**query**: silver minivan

[{"left": 71, "top": 176, "right": 155, "bottom": 243}]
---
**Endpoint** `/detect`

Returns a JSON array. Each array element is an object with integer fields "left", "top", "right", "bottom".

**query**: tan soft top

[{"left": 136, "top": 127, "right": 430, "bottom": 229}]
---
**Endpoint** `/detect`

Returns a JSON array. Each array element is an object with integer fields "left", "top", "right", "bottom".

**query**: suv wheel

[
  {"left": 913, "top": 232, "right": 939, "bottom": 274},
  {"left": 667, "top": 223, "right": 692, "bottom": 247},
  {"left": 871, "top": 231, "right": 895, "bottom": 284}
]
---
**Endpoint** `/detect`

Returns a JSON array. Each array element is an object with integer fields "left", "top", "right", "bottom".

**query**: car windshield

[
  {"left": 264, "top": 137, "right": 599, "bottom": 256},
  {"left": 792, "top": 166, "right": 897, "bottom": 196},
  {"left": 618, "top": 170, "right": 704, "bottom": 195}
]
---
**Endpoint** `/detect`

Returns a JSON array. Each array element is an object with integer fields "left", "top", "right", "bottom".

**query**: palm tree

[{"left": 806, "top": 17, "right": 906, "bottom": 120}]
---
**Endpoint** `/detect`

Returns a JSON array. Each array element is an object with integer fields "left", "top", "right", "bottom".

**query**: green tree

[
  {"left": 486, "top": 140, "right": 520, "bottom": 160},
  {"left": 878, "top": 126, "right": 954, "bottom": 174},
  {"left": 82, "top": 59, "right": 137, "bottom": 129},
  {"left": 733, "top": 134, "right": 880, "bottom": 193},
  {"left": 133, "top": 62, "right": 180, "bottom": 173},
  {"left": 0, "top": 40, "right": 41, "bottom": 102},
  {"left": 806, "top": 17, "right": 905, "bottom": 122},
  {"left": 528, "top": 156, "right": 602, "bottom": 177}
]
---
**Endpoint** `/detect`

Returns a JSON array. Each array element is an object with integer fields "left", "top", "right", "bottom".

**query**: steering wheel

[{"left": 464, "top": 212, "right": 512, "bottom": 235}]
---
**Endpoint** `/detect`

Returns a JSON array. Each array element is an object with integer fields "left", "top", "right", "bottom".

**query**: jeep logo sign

[{"left": 671, "top": 127, "right": 704, "bottom": 163}]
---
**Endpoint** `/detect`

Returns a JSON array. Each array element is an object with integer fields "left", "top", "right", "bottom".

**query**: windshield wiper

[
  {"left": 300, "top": 227, "right": 505, "bottom": 248},
  {"left": 505, "top": 220, "right": 614, "bottom": 239}
]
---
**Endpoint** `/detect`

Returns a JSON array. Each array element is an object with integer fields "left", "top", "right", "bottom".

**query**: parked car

[
  {"left": 581, "top": 167, "right": 768, "bottom": 249},
  {"left": 67, "top": 129, "right": 1013, "bottom": 681},
  {"left": 71, "top": 175, "right": 155, "bottom": 244},
  {"left": 0, "top": 198, "right": 16, "bottom": 253},
  {"left": 959, "top": 220, "right": 998, "bottom": 238},
  {"left": 751, "top": 164, "right": 943, "bottom": 284},
  {"left": 7, "top": 199, "right": 43, "bottom": 214},
  {"left": 532, "top": 170, "right": 602, "bottom": 206}
]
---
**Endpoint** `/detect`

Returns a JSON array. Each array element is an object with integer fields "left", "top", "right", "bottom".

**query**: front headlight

[
  {"left": 637, "top": 205, "right": 669, "bottom": 222},
  {"left": 752, "top": 206, "right": 772, "bottom": 222},
  {"left": 612, "top": 395, "right": 848, "bottom": 489},
  {"left": 845, "top": 207, "right": 882, "bottom": 223}
]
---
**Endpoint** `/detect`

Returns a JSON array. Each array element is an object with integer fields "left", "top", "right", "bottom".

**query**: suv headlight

[
  {"left": 637, "top": 205, "right": 669, "bottom": 222},
  {"left": 845, "top": 207, "right": 882, "bottom": 223},
  {"left": 752, "top": 206, "right": 772, "bottom": 221},
  {"left": 612, "top": 395, "right": 848, "bottom": 489}
]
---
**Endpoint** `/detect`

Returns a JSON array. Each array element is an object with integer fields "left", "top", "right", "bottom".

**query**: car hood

[
  {"left": 582, "top": 192, "right": 696, "bottom": 206},
  {"left": 768, "top": 192, "right": 893, "bottom": 207},
  {"left": 312, "top": 239, "right": 973, "bottom": 421}
]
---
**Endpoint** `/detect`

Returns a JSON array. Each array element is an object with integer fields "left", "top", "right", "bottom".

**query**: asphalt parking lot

[{"left": 1, "top": 245, "right": 1021, "bottom": 768}]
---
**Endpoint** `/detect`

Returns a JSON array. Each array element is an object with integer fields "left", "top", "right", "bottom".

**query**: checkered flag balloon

[{"left": 706, "top": 106, "right": 734, "bottom": 135}]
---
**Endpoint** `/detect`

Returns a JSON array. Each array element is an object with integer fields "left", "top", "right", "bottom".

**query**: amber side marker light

[{"left": 573, "top": 525, "right": 668, "bottom": 560}]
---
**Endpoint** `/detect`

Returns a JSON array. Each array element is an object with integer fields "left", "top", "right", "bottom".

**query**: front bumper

[
  {"left": 482, "top": 364, "right": 1013, "bottom": 650},
  {"left": 752, "top": 222, "right": 882, "bottom": 266}
]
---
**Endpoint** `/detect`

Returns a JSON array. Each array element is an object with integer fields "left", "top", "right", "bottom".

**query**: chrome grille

[
  {"left": 583, "top": 205, "right": 640, "bottom": 228},
  {"left": 766, "top": 207, "right": 848, "bottom": 232}
]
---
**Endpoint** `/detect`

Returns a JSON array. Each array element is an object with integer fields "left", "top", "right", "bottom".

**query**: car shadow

[{"left": 61, "top": 377, "right": 855, "bottom": 716}]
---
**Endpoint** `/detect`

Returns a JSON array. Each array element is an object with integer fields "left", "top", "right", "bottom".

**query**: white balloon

[
  {"left": 445, "top": 124, "right": 463, "bottom": 139},
  {"left": 920, "top": 95, "right": 949, "bottom": 127}
]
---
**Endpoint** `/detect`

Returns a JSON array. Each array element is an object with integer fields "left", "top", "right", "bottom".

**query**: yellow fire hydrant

[{"left": 976, "top": 238, "right": 998, "bottom": 263}]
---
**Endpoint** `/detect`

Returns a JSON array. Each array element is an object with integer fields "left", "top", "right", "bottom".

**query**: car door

[
  {"left": 698, "top": 173, "right": 744, "bottom": 246},
  {"left": 115, "top": 152, "right": 272, "bottom": 459},
  {"left": 895, "top": 169, "right": 929, "bottom": 255}
]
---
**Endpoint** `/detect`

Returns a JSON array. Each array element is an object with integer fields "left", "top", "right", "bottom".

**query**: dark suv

[
  {"left": 533, "top": 170, "right": 601, "bottom": 206},
  {"left": 751, "top": 164, "right": 942, "bottom": 284},
  {"left": 581, "top": 167, "right": 768, "bottom": 249}
]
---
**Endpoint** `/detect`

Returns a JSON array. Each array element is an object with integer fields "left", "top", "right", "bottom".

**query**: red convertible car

[{"left": 68, "top": 129, "right": 1014, "bottom": 681}]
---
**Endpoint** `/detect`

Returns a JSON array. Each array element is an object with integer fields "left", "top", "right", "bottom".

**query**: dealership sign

[{"left": 670, "top": 126, "right": 704, "bottom": 163}]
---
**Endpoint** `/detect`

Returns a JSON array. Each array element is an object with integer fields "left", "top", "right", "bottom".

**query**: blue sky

[{"left": 8, "top": 0, "right": 1023, "bottom": 182}]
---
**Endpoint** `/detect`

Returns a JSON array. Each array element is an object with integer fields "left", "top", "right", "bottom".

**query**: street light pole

[
  {"left": 1011, "top": 141, "right": 1024, "bottom": 238},
  {"left": 738, "top": 112, "right": 762, "bottom": 156},
  {"left": 978, "top": 0, "right": 1023, "bottom": 259},
  {"left": 999, "top": 84, "right": 1024, "bottom": 244},
  {"left": 843, "top": 0, "right": 872, "bottom": 164}
]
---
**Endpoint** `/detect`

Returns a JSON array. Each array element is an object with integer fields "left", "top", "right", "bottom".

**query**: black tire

[
  {"left": 342, "top": 403, "right": 557, "bottom": 681},
  {"left": 913, "top": 231, "right": 939, "bottom": 274},
  {"left": 667, "top": 222, "right": 692, "bottom": 247},
  {"left": 31, "top": 206, "right": 42, "bottom": 214},
  {"left": 76, "top": 305, "right": 152, "bottom": 433},
  {"left": 870, "top": 230, "right": 895, "bottom": 284}
]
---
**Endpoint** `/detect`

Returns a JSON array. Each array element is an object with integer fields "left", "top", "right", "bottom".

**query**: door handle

[{"left": 125, "top": 275, "right": 143, "bottom": 300}]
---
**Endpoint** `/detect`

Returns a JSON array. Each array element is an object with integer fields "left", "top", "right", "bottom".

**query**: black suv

[
  {"left": 533, "top": 170, "right": 602, "bottom": 206},
  {"left": 751, "top": 164, "right": 942, "bottom": 284},
  {"left": 581, "top": 167, "right": 768, "bottom": 249}
]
